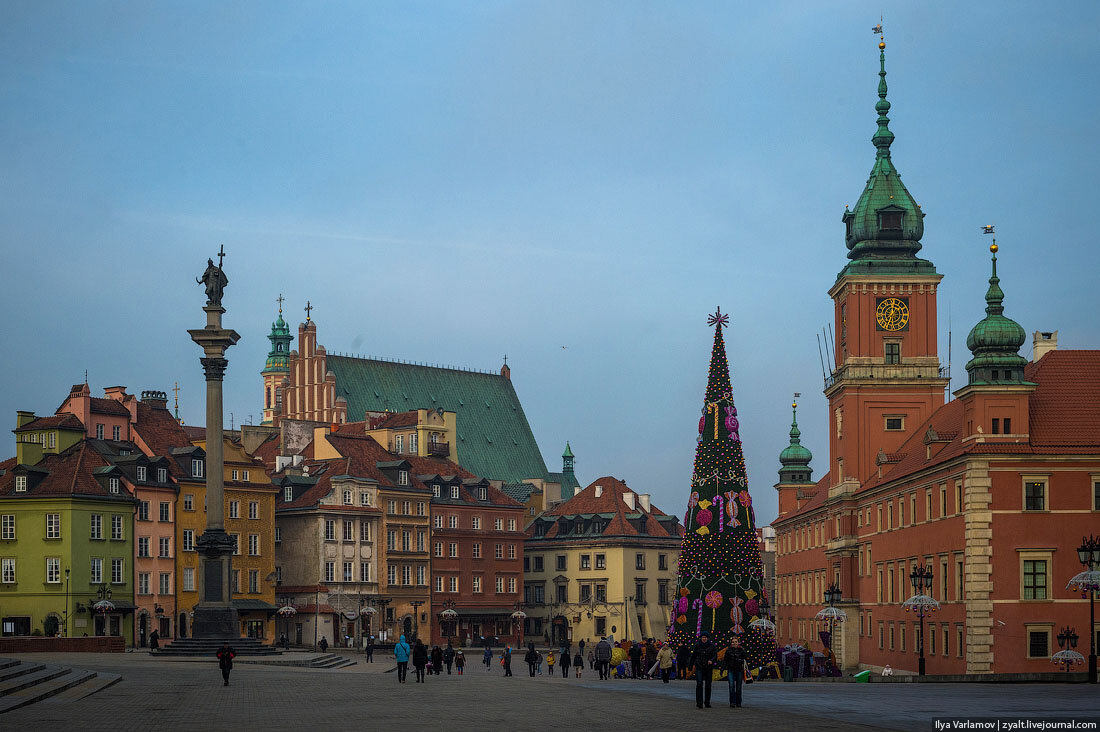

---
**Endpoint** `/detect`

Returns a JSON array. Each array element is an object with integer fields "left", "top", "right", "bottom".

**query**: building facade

[
  {"left": 525, "top": 477, "right": 683, "bottom": 645},
  {"left": 771, "top": 40, "right": 1100, "bottom": 675}
]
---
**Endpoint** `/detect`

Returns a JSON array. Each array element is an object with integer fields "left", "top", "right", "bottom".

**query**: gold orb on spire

[
  {"left": 792, "top": 401, "right": 798, "bottom": 409},
  {"left": 879, "top": 41, "right": 885, "bottom": 50},
  {"left": 990, "top": 243, "right": 999, "bottom": 254}
]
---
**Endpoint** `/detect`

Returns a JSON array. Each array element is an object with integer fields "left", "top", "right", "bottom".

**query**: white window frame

[
  {"left": 111, "top": 557, "right": 124, "bottom": 584},
  {"left": 14, "top": 475, "right": 26, "bottom": 492},
  {"left": 191, "top": 459, "right": 204, "bottom": 478},
  {"left": 1, "top": 514, "right": 13, "bottom": 540},
  {"left": 1, "top": 557, "right": 14, "bottom": 583},
  {"left": 90, "top": 557, "right": 102, "bottom": 584},
  {"left": 137, "top": 466, "right": 147, "bottom": 481},
  {"left": 183, "top": 567, "right": 195, "bottom": 592},
  {"left": 46, "top": 513, "right": 61, "bottom": 539},
  {"left": 183, "top": 529, "right": 194, "bottom": 552}
]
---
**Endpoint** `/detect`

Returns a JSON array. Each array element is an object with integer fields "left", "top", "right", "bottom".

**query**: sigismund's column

[{"left": 188, "top": 250, "right": 241, "bottom": 638}]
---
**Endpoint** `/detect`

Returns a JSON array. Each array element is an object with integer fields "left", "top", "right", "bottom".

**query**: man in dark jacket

[
  {"left": 524, "top": 642, "right": 539, "bottom": 677},
  {"left": 629, "top": 642, "right": 643, "bottom": 679},
  {"left": 216, "top": 642, "right": 236, "bottom": 686},
  {"left": 443, "top": 643, "right": 455, "bottom": 674},
  {"left": 676, "top": 644, "right": 692, "bottom": 680},
  {"left": 594, "top": 638, "right": 612, "bottom": 680},
  {"left": 365, "top": 635, "right": 375, "bottom": 662},
  {"left": 690, "top": 632, "right": 718, "bottom": 708},
  {"left": 723, "top": 636, "right": 748, "bottom": 708},
  {"left": 644, "top": 638, "right": 657, "bottom": 678}
]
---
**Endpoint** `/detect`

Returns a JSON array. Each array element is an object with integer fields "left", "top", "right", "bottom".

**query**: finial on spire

[
  {"left": 304, "top": 300, "right": 313, "bottom": 322},
  {"left": 172, "top": 381, "right": 180, "bottom": 420},
  {"left": 871, "top": 17, "right": 894, "bottom": 156},
  {"left": 981, "top": 224, "right": 1004, "bottom": 314},
  {"left": 276, "top": 293, "right": 284, "bottom": 315},
  {"left": 707, "top": 307, "right": 729, "bottom": 329}
]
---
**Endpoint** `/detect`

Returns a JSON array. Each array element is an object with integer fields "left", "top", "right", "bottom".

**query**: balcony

[
  {"left": 426, "top": 442, "right": 449, "bottom": 457},
  {"left": 824, "top": 362, "right": 950, "bottom": 391}
]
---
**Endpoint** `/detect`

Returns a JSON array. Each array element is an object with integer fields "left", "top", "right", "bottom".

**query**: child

[
  {"left": 536, "top": 650, "right": 544, "bottom": 675},
  {"left": 547, "top": 650, "right": 556, "bottom": 677},
  {"left": 574, "top": 650, "right": 584, "bottom": 678},
  {"left": 455, "top": 650, "right": 465, "bottom": 675}
]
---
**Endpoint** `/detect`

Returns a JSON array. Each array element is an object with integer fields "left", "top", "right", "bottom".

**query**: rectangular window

[
  {"left": 596, "top": 584, "right": 606, "bottom": 603},
  {"left": 402, "top": 501, "right": 411, "bottom": 515},
  {"left": 900, "top": 623, "right": 906, "bottom": 652},
  {"left": 404, "top": 566, "right": 413, "bottom": 586},
  {"left": 580, "top": 554, "right": 591, "bottom": 569},
  {"left": 360, "top": 522, "right": 370, "bottom": 542},
  {"left": 230, "top": 534, "right": 240, "bottom": 555},
  {"left": 184, "top": 494, "right": 194, "bottom": 511},
  {"left": 472, "top": 543, "right": 482, "bottom": 559},
  {"left": 229, "top": 501, "right": 239, "bottom": 519},
  {"left": 449, "top": 543, "right": 458, "bottom": 558},
  {"left": 884, "top": 342, "right": 901, "bottom": 365},
  {"left": 14, "top": 475, "right": 26, "bottom": 492},
  {"left": 138, "top": 501, "right": 149, "bottom": 521},
  {"left": 96, "top": 424, "right": 104, "bottom": 439},
  {"left": 387, "top": 564, "right": 396, "bottom": 586},
  {"left": 1, "top": 558, "right": 14, "bottom": 583},
  {"left": 248, "top": 534, "right": 259, "bottom": 556},
  {"left": 110, "top": 514, "right": 123, "bottom": 540},
  {"left": 409, "top": 433, "right": 417, "bottom": 453},
  {"left": 48, "top": 432, "right": 56, "bottom": 448},
  {"left": 450, "top": 486, "right": 459, "bottom": 499},
  {"left": 401, "top": 532, "right": 411, "bottom": 552},
  {"left": 508, "top": 577, "right": 517, "bottom": 593},
  {"left": 1024, "top": 481, "right": 1046, "bottom": 511},
  {"left": 496, "top": 576, "right": 504, "bottom": 593},
  {"left": 112, "top": 425, "right": 121, "bottom": 440},
  {"left": 941, "top": 487, "right": 948, "bottom": 516},
  {"left": 249, "top": 502, "right": 258, "bottom": 519},
  {"left": 507, "top": 544, "right": 516, "bottom": 559},
  {"left": 1094, "top": 480, "right": 1100, "bottom": 511},
  {"left": 508, "top": 518, "right": 516, "bottom": 531},
  {"left": 472, "top": 516, "right": 481, "bottom": 530},
  {"left": 659, "top": 554, "right": 668, "bottom": 571},
  {"left": 231, "top": 469, "right": 238, "bottom": 481},
  {"left": 417, "top": 565, "right": 426, "bottom": 585},
  {"left": 417, "top": 532, "right": 425, "bottom": 552},
  {"left": 1022, "top": 559, "right": 1048, "bottom": 600},
  {"left": 956, "top": 482, "right": 963, "bottom": 514},
  {"left": 434, "top": 575, "right": 444, "bottom": 592},
  {"left": 387, "top": 530, "right": 396, "bottom": 551},
  {"left": 46, "top": 513, "right": 61, "bottom": 539},
  {"left": 191, "top": 459, "right": 203, "bottom": 478},
  {"left": 274, "top": 527, "right": 281, "bottom": 543},
  {"left": 156, "top": 502, "right": 168, "bottom": 522},
  {"left": 138, "top": 537, "right": 150, "bottom": 557},
  {"left": 325, "top": 520, "right": 336, "bottom": 541},
  {"left": 494, "top": 518, "right": 503, "bottom": 531},
  {"left": 495, "top": 544, "right": 503, "bottom": 559},
  {"left": 284, "top": 486, "right": 293, "bottom": 503},
  {"left": 958, "top": 626, "right": 964, "bottom": 657},
  {"left": 138, "top": 572, "right": 150, "bottom": 594},
  {"left": 360, "top": 492, "right": 371, "bottom": 507},
  {"left": 557, "top": 584, "right": 568, "bottom": 603},
  {"left": 325, "top": 562, "right": 335, "bottom": 583},
  {"left": 930, "top": 624, "right": 937, "bottom": 655},
  {"left": 159, "top": 537, "right": 170, "bottom": 557},
  {"left": 361, "top": 562, "right": 370, "bottom": 582},
  {"left": 137, "top": 466, "right": 147, "bottom": 481},
  {"left": 433, "top": 515, "right": 443, "bottom": 529},
  {"left": 595, "top": 554, "right": 605, "bottom": 570},
  {"left": 159, "top": 572, "right": 171, "bottom": 595},
  {"left": 242, "top": 470, "right": 249, "bottom": 482},
  {"left": 533, "top": 555, "right": 543, "bottom": 571},
  {"left": 636, "top": 553, "right": 646, "bottom": 570},
  {"left": 183, "top": 529, "right": 194, "bottom": 551},
  {"left": 343, "top": 561, "right": 353, "bottom": 582},
  {"left": 89, "top": 514, "right": 102, "bottom": 540},
  {"left": 1028, "top": 628, "right": 1050, "bottom": 658},
  {"left": 108, "top": 477, "right": 119, "bottom": 494},
  {"left": 398, "top": 471, "right": 409, "bottom": 486},
  {"left": 90, "top": 557, "right": 102, "bottom": 584},
  {"left": 434, "top": 542, "right": 443, "bottom": 558},
  {"left": 448, "top": 515, "right": 458, "bottom": 529},
  {"left": 111, "top": 557, "right": 124, "bottom": 584},
  {"left": 472, "top": 576, "right": 482, "bottom": 593},
  {"left": 394, "top": 435, "right": 403, "bottom": 453},
  {"left": 432, "top": 484, "right": 441, "bottom": 498},
  {"left": 343, "top": 520, "right": 353, "bottom": 541},
  {"left": 417, "top": 501, "right": 426, "bottom": 516}
]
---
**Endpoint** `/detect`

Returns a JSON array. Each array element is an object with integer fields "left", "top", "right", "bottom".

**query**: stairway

[
  {"left": 153, "top": 637, "right": 281, "bottom": 657},
  {"left": 308, "top": 654, "right": 357, "bottom": 669},
  {"left": 0, "top": 658, "right": 121, "bottom": 714}
]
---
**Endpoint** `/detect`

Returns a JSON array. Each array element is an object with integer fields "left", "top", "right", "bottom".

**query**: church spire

[
  {"left": 872, "top": 37, "right": 894, "bottom": 156},
  {"left": 965, "top": 231, "right": 1028, "bottom": 385},
  {"left": 778, "top": 396, "right": 813, "bottom": 484}
]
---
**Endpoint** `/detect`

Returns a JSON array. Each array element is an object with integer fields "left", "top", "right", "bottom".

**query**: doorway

[
  {"left": 403, "top": 616, "right": 413, "bottom": 641},
  {"left": 139, "top": 614, "right": 148, "bottom": 647},
  {"left": 179, "top": 613, "right": 188, "bottom": 638}
]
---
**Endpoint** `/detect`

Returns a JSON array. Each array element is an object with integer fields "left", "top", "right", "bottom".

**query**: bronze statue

[{"left": 197, "top": 255, "right": 228, "bottom": 306}]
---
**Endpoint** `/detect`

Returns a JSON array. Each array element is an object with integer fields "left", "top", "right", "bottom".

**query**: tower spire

[
  {"left": 964, "top": 228, "right": 1028, "bottom": 385},
  {"left": 873, "top": 33, "right": 894, "bottom": 156}
]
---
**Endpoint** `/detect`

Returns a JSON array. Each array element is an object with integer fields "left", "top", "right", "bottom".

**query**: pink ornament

[
  {"left": 713, "top": 494, "right": 724, "bottom": 532},
  {"left": 698, "top": 416, "right": 705, "bottom": 434},
  {"left": 745, "top": 598, "right": 759, "bottom": 616},
  {"left": 693, "top": 598, "right": 705, "bottom": 636},
  {"left": 738, "top": 490, "right": 752, "bottom": 508},
  {"left": 695, "top": 508, "right": 712, "bottom": 527},
  {"left": 677, "top": 597, "right": 689, "bottom": 614},
  {"left": 729, "top": 597, "right": 745, "bottom": 634},
  {"left": 705, "top": 591, "right": 723, "bottom": 608},
  {"left": 725, "top": 415, "right": 739, "bottom": 433}
]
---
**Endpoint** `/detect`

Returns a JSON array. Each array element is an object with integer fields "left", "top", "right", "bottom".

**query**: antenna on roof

[
  {"left": 816, "top": 333, "right": 828, "bottom": 385},
  {"left": 946, "top": 305, "right": 953, "bottom": 403}
]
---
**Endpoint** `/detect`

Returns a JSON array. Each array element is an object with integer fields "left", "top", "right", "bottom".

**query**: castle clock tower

[{"left": 825, "top": 38, "right": 950, "bottom": 487}]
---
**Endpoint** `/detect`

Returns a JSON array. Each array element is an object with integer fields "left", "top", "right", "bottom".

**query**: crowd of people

[{"left": 384, "top": 632, "right": 753, "bottom": 709}]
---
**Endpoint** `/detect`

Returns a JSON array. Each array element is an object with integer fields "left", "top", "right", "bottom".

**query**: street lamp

[
  {"left": 410, "top": 600, "right": 424, "bottom": 641},
  {"left": 1053, "top": 626, "right": 1084, "bottom": 674},
  {"left": 749, "top": 595, "right": 776, "bottom": 635},
  {"left": 64, "top": 568, "right": 70, "bottom": 638},
  {"left": 511, "top": 601, "right": 527, "bottom": 647},
  {"left": 439, "top": 600, "right": 458, "bottom": 644},
  {"left": 904, "top": 565, "right": 937, "bottom": 676},
  {"left": 814, "top": 583, "right": 845, "bottom": 673},
  {"left": 1069, "top": 535, "right": 1100, "bottom": 684}
]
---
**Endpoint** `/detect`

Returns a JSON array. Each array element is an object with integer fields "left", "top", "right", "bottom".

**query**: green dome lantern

[
  {"left": 965, "top": 241, "right": 1028, "bottom": 385},
  {"left": 778, "top": 400, "right": 813, "bottom": 484}
]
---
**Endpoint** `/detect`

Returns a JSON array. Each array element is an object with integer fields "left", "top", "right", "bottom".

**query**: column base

[{"left": 192, "top": 604, "right": 240, "bottom": 639}]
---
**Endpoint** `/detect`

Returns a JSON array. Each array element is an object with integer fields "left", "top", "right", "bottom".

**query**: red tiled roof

[
  {"left": 0, "top": 442, "right": 134, "bottom": 499},
  {"left": 182, "top": 425, "right": 207, "bottom": 441},
  {"left": 772, "top": 473, "right": 830, "bottom": 523},
  {"left": 131, "top": 402, "right": 193, "bottom": 456},
  {"left": 529, "top": 476, "right": 683, "bottom": 539},
  {"left": 370, "top": 412, "right": 419, "bottom": 429},
  {"left": 249, "top": 433, "right": 282, "bottom": 468},
  {"left": 14, "top": 414, "right": 84, "bottom": 432},
  {"left": 88, "top": 397, "right": 130, "bottom": 417},
  {"left": 1025, "top": 350, "right": 1100, "bottom": 447}
]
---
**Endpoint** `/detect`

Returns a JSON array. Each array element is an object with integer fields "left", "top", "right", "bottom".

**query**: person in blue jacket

[{"left": 394, "top": 634, "right": 411, "bottom": 683}]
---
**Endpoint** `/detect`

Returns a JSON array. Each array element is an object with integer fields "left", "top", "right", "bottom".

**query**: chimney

[
  {"left": 573, "top": 485, "right": 583, "bottom": 496},
  {"left": 1032, "top": 331, "right": 1058, "bottom": 362},
  {"left": 594, "top": 485, "right": 603, "bottom": 498},
  {"left": 16, "top": 410, "right": 36, "bottom": 429},
  {"left": 104, "top": 386, "right": 128, "bottom": 401},
  {"left": 623, "top": 492, "right": 636, "bottom": 511},
  {"left": 638, "top": 493, "right": 651, "bottom": 512},
  {"left": 141, "top": 390, "right": 169, "bottom": 410}
]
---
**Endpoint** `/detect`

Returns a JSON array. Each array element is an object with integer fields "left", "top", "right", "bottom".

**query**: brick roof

[
  {"left": 131, "top": 402, "right": 193, "bottom": 456},
  {"left": 14, "top": 414, "right": 85, "bottom": 432},
  {"left": 88, "top": 397, "right": 130, "bottom": 417},
  {"left": 0, "top": 442, "right": 135, "bottom": 499},
  {"left": 326, "top": 355, "right": 549, "bottom": 483},
  {"left": 182, "top": 425, "right": 207, "bottom": 441},
  {"left": 527, "top": 476, "right": 683, "bottom": 540}
]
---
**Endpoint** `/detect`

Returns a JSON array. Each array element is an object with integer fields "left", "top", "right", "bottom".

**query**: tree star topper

[{"left": 707, "top": 307, "right": 729, "bottom": 329}]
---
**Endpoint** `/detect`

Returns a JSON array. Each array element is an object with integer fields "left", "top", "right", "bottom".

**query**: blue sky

[{"left": 1, "top": 2, "right": 1097, "bottom": 525}]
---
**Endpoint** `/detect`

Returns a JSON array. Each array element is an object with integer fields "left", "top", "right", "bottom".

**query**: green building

[{"left": 0, "top": 411, "right": 137, "bottom": 641}]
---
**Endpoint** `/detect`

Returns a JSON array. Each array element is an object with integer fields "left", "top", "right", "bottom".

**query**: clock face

[{"left": 876, "top": 297, "right": 910, "bottom": 331}]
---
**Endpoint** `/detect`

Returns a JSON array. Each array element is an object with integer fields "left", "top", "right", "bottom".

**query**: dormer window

[
  {"left": 398, "top": 470, "right": 409, "bottom": 486},
  {"left": 284, "top": 486, "right": 293, "bottom": 503},
  {"left": 478, "top": 486, "right": 487, "bottom": 502},
  {"left": 879, "top": 210, "right": 903, "bottom": 230},
  {"left": 845, "top": 217, "right": 853, "bottom": 238},
  {"left": 158, "top": 468, "right": 167, "bottom": 482},
  {"left": 109, "top": 477, "right": 120, "bottom": 494},
  {"left": 15, "top": 475, "right": 27, "bottom": 492},
  {"left": 450, "top": 486, "right": 459, "bottom": 499},
  {"left": 137, "top": 466, "right": 147, "bottom": 482},
  {"left": 432, "top": 484, "right": 441, "bottom": 497},
  {"left": 191, "top": 459, "right": 204, "bottom": 478}
]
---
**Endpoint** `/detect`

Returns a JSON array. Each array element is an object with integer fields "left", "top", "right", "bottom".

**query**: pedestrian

[
  {"left": 149, "top": 629, "right": 160, "bottom": 651},
  {"left": 483, "top": 646, "right": 493, "bottom": 671},
  {"left": 319, "top": 635, "right": 328, "bottom": 653},
  {"left": 280, "top": 633, "right": 289, "bottom": 651},
  {"left": 365, "top": 635, "right": 375, "bottom": 662},
  {"left": 431, "top": 645, "right": 444, "bottom": 675},
  {"left": 690, "top": 631, "right": 718, "bottom": 709},
  {"left": 645, "top": 638, "right": 657, "bottom": 679},
  {"left": 629, "top": 642, "right": 643, "bottom": 679},
  {"left": 560, "top": 644, "right": 570, "bottom": 678},
  {"left": 587, "top": 650, "right": 594, "bottom": 670},
  {"left": 216, "top": 642, "right": 235, "bottom": 687},
  {"left": 536, "top": 650, "right": 544, "bottom": 675},
  {"left": 723, "top": 636, "right": 748, "bottom": 708},
  {"left": 573, "top": 650, "right": 584, "bottom": 678},
  {"left": 676, "top": 643, "right": 692, "bottom": 680},
  {"left": 525, "top": 642, "right": 538, "bottom": 677},
  {"left": 578, "top": 639, "right": 586, "bottom": 658},
  {"left": 394, "top": 634, "right": 411, "bottom": 683},
  {"left": 444, "top": 643, "right": 455, "bottom": 674},
  {"left": 594, "top": 637, "right": 612, "bottom": 680},
  {"left": 413, "top": 639, "right": 429, "bottom": 683},
  {"left": 657, "top": 641, "right": 674, "bottom": 683},
  {"left": 547, "top": 650, "right": 556, "bottom": 677},
  {"left": 502, "top": 646, "right": 513, "bottom": 677},
  {"left": 455, "top": 649, "right": 466, "bottom": 675}
]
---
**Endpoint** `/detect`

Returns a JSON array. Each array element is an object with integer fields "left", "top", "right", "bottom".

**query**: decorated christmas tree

[{"left": 668, "top": 308, "right": 776, "bottom": 670}]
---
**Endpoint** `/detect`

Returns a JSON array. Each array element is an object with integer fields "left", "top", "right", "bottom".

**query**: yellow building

[
  {"left": 524, "top": 477, "right": 683, "bottom": 645},
  {"left": 176, "top": 436, "right": 277, "bottom": 640}
]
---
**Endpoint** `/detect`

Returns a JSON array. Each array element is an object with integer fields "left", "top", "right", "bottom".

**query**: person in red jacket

[{"left": 216, "top": 642, "right": 236, "bottom": 686}]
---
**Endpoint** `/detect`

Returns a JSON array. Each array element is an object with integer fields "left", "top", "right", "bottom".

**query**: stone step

[
  {"left": 0, "top": 659, "right": 20, "bottom": 671},
  {"left": 0, "top": 665, "right": 71, "bottom": 697},
  {"left": 43, "top": 671, "right": 122, "bottom": 703},
  {"left": 0, "top": 669, "right": 100, "bottom": 714},
  {"left": 0, "top": 663, "right": 45, "bottom": 682},
  {"left": 311, "top": 656, "right": 356, "bottom": 669}
]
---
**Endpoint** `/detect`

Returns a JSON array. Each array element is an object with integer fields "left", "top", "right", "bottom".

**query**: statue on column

[{"left": 197, "top": 252, "right": 228, "bottom": 306}]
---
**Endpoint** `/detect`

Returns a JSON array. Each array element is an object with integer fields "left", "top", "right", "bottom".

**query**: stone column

[{"left": 188, "top": 304, "right": 240, "bottom": 638}]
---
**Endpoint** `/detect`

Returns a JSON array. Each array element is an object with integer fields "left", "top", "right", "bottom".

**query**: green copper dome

[
  {"left": 263, "top": 302, "right": 292, "bottom": 374},
  {"left": 965, "top": 245, "right": 1028, "bottom": 384},
  {"left": 839, "top": 42, "right": 936, "bottom": 278},
  {"left": 778, "top": 402, "right": 813, "bottom": 484}
]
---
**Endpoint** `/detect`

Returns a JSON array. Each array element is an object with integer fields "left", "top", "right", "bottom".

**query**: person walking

[
  {"left": 412, "top": 639, "right": 429, "bottom": 683},
  {"left": 573, "top": 650, "right": 584, "bottom": 678},
  {"left": 657, "top": 642, "right": 674, "bottom": 684},
  {"left": 319, "top": 635, "right": 328, "bottom": 653},
  {"left": 525, "top": 642, "right": 538, "bottom": 677},
  {"left": 690, "top": 631, "right": 718, "bottom": 708},
  {"left": 149, "top": 629, "right": 160, "bottom": 651},
  {"left": 587, "top": 650, "right": 594, "bottom": 670},
  {"left": 723, "top": 636, "right": 748, "bottom": 708},
  {"left": 394, "top": 634, "right": 411, "bottom": 683},
  {"left": 629, "top": 642, "right": 643, "bottom": 679},
  {"left": 560, "top": 644, "right": 570, "bottom": 678},
  {"left": 365, "top": 635, "right": 375, "bottom": 662},
  {"left": 280, "top": 633, "right": 289, "bottom": 651},
  {"left": 455, "top": 649, "right": 465, "bottom": 675},
  {"left": 536, "top": 650, "right": 544, "bottom": 675},
  {"left": 644, "top": 638, "right": 658, "bottom": 679},
  {"left": 676, "top": 643, "right": 692, "bottom": 680},
  {"left": 483, "top": 646, "right": 493, "bottom": 671},
  {"left": 443, "top": 643, "right": 455, "bottom": 674},
  {"left": 502, "top": 646, "right": 513, "bottom": 677},
  {"left": 431, "top": 645, "right": 444, "bottom": 676},
  {"left": 594, "top": 637, "right": 612, "bottom": 680},
  {"left": 216, "top": 642, "right": 235, "bottom": 687},
  {"left": 546, "top": 650, "right": 556, "bottom": 677}
]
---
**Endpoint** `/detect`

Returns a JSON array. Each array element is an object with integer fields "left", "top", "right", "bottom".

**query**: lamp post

[
  {"left": 511, "top": 601, "right": 527, "bottom": 648},
  {"left": 410, "top": 600, "right": 424, "bottom": 642},
  {"left": 439, "top": 600, "right": 458, "bottom": 645},
  {"left": 904, "top": 565, "right": 936, "bottom": 676},
  {"left": 1053, "top": 626, "right": 1084, "bottom": 674},
  {"left": 1070, "top": 535, "right": 1100, "bottom": 684},
  {"left": 64, "top": 568, "right": 70, "bottom": 637}
]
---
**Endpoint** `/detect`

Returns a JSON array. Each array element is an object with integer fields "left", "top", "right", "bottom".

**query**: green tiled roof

[{"left": 327, "top": 355, "right": 549, "bottom": 484}]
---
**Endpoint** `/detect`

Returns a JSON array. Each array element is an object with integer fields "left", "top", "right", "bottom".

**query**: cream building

[{"left": 524, "top": 477, "right": 683, "bottom": 645}]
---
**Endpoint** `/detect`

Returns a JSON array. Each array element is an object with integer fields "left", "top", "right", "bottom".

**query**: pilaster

[{"left": 963, "top": 459, "right": 994, "bottom": 674}]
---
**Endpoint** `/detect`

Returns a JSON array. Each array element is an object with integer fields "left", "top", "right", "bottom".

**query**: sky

[{"left": 1, "top": 2, "right": 1098, "bottom": 526}]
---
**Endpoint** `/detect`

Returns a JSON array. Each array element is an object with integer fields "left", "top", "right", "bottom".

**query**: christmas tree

[{"left": 668, "top": 308, "right": 776, "bottom": 670}]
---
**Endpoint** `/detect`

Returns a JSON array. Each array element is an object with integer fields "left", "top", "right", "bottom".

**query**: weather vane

[
  {"left": 872, "top": 17, "right": 883, "bottom": 39},
  {"left": 707, "top": 307, "right": 729, "bottom": 329}
]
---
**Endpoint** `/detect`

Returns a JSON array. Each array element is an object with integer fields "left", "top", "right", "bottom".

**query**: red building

[
  {"left": 429, "top": 478, "right": 525, "bottom": 646},
  {"left": 771, "top": 41, "right": 1100, "bottom": 675}
]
